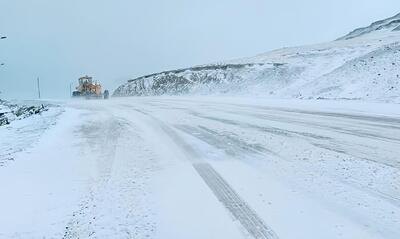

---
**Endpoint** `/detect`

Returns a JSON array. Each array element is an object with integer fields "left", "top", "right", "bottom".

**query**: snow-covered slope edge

[
  {"left": 338, "top": 13, "right": 400, "bottom": 40},
  {"left": 114, "top": 13, "right": 400, "bottom": 103}
]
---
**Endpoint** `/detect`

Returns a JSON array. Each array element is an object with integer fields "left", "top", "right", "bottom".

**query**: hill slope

[
  {"left": 114, "top": 13, "right": 400, "bottom": 103},
  {"left": 338, "top": 13, "right": 400, "bottom": 40}
]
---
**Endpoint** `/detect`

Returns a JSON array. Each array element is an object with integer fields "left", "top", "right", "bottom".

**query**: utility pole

[
  {"left": 1, "top": 36, "right": 6, "bottom": 68},
  {"left": 69, "top": 82, "right": 73, "bottom": 97},
  {"left": 37, "top": 77, "right": 41, "bottom": 99}
]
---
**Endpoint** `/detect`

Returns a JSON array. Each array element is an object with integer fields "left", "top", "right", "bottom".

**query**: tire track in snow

[
  {"left": 128, "top": 107, "right": 279, "bottom": 239},
  {"left": 194, "top": 163, "right": 278, "bottom": 239}
]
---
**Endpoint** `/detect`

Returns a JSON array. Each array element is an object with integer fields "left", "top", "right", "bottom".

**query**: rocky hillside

[{"left": 114, "top": 13, "right": 400, "bottom": 103}]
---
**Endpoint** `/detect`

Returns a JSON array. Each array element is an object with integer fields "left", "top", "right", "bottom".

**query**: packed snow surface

[
  {"left": 1, "top": 97, "right": 399, "bottom": 239},
  {"left": 114, "top": 13, "right": 400, "bottom": 103}
]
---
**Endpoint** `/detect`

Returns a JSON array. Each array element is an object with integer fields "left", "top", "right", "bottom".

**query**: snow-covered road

[{"left": 1, "top": 97, "right": 399, "bottom": 239}]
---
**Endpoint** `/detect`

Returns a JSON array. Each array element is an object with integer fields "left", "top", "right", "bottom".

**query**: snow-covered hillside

[
  {"left": 337, "top": 13, "right": 400, "bottom": 40},
  {"left": 114, "top": 13, "right": 400, "bottom": 103}
]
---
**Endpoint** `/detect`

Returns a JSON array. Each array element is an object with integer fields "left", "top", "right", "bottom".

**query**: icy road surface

[{"left": 0, "top": 97, "right": 399, "bottom": 239}]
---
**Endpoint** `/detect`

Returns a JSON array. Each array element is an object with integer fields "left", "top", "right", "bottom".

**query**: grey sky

[{"left": 1, "top": 0, "right": 399, "bottom": 99}]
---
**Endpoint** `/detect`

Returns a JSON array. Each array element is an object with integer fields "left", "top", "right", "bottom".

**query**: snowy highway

[{"left": 1, "top": 97, "right": 400, "bottom": 239}]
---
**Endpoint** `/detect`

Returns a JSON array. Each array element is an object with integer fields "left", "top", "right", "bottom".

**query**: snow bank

[
  {"left": 0, "top": 100, "right": 63, "bottom": 167},
  {"left": 0, "top": 99, "right": 49, "bottom": 126}
]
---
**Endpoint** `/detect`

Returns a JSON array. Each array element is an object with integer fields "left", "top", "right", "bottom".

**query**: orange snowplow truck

[{"left": 72, "top": 75, "right": 108, "bottom": 99}]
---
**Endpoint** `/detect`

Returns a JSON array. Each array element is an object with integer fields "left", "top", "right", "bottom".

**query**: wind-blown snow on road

[{"left": 1, "top": 97, "right": 399, "bottom": 239}]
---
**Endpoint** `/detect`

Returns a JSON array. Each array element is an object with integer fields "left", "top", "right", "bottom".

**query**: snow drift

[{"left": 113, "top": 13, "right": 400, "bottom": 103}]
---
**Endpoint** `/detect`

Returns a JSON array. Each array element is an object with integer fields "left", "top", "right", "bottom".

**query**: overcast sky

[{"left": 1, "top": 0, "right": 400, "bottom": 99}]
